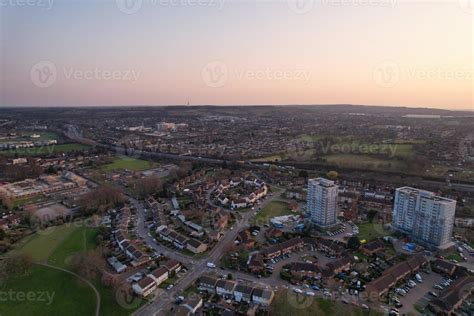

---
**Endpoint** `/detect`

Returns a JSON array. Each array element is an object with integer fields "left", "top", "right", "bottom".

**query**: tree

[
  {"left": 347, "top": 236, "right": 361, "bottom": 250},
  {"left": 298, "top": 170, "right": 308, "bottom": 178},
  {"left": 0, "top": 254, "right": 33, "bottom": 283},
  {"left": 70, "top": 248, "right": 105, "bottom": 281},
  {"left": 79, "top": 186, "right": 126, "bottom": 215},
  {"left": 326, "top": 170, "right": 338, "bottom": 180},
  {"left": 133, "top": 176, "right": 162, "bottom": 198}
]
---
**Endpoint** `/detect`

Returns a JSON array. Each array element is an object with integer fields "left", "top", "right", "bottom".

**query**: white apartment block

[
  {"left": 307, "top": 178, "right": 338, "bottom": 227},
  {"left": 392, "top": 187, "right": 456, "bottom": 248}
]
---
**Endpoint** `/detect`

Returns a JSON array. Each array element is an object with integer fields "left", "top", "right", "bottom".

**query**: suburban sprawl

[{"left": 0, "top": 105, "right": 473, "bottom": 316}]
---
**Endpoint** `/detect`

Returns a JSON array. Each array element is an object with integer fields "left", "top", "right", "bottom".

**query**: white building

[
  {"left": 392, "top": 187, "right": 456, "bottom": 249},
  {"left": 307, "top": 178, "right": 338, "bottom": 227}
]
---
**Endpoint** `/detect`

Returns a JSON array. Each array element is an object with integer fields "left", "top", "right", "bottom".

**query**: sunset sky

[{"left": 0, "top": 0, "right": 472, "bottom": 110}]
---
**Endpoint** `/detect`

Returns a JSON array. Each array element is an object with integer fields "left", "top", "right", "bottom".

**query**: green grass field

[
  {"left": 0, "top": 143, "right": 90, "bottom": 157},
  {"left": 48, "top": 226, "right": 98, "bottom": 268},
  {"left": 357, "top": 223, "right": 389, "bottom": 242},
  {"left": 9, "top": 224, "right": 79, "bottom": 262},
  {"left": 4, "top": 222, "right": 142, "bottom": 316},
  {"left": 0, "top": 265, "right": 97, "bottom": 316},
  {"left": 254, "top": 201, "right": 292, "bottom": 225},
  {"left": 322, "top": 154, "right": 406, "bottom": 171},
  {"left": 101, "top": 156, "right": 159, "bottom": 172}
]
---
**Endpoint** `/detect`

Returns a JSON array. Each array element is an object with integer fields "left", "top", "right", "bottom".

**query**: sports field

[{"left": 101, "top": 156, "right": 159, "bottom": 172}]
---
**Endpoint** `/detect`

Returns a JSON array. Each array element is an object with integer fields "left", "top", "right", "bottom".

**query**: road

[{"left": 133, "top": 194, "right": 282, "bottom": 316}]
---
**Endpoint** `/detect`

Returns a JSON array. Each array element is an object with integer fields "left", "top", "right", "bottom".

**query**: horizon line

[{"left": 0, "top": 104, "right": 472, "bottom": 112}]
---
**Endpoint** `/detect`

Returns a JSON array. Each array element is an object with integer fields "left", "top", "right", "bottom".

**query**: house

[
  {"left": 285, "top": 188, "right": 307, "bottom": 201},
  {"left": 324, "top": 256, "right": 354, "bottom": 277},
  {"left": 132, "top": 276, "right": 157, "bottom": 297},
  {"left": 361, "top": 239, "right": 385, "bottom": 256},
  {"left": 180, "top": 296, "right": 203, "bottom": 314},
  {"left": 264, "top": 227, "right": 283, "bottom": 239},
  {"left": 252, "top": 287, "right": 275, "bottom": 306},
  {"left": 107, "top": 257, "right": 127, "bottom": 273},
  {"left": 289, "top": 262, "right": 322, "bottom": 279},
  {"left": 216, "top": 279, "right": 236, "bottom": 298},
  {"left": 279, "top": 237, "right": 304, "bottom": 255},
  {"left": 186, "top": 238, "right": 208, "bottom": 254},
  {"left": 233, "top": 284, "right": 254, "bottom": 303},
  {"left": 149, "top": 267, "right": 169, "bottom": 286},
  {"left": 231, "top": 199, "right": 247, "bottom": 209},
  {"left": 431, "top": 259, "right": 457, "bottom": 276},
  {"left": 366, "top": 254, "right": 427, "bottom": 298},
  {"left": 236, "top": 230, "right": 255, "bottom": 250},
  {"left": 316, "top": 238, "right": 345, "bottom": 256},
  {"left": 248, "top": 254, "right": 265, "bottom": 274},
  {"left": 162, "top": 259, "right": 182, "bottom": 274},
  {"left": 197, "top": 275, "right": 218, "bottom": 294},
  {"left": 429, "top": 276, "right": 474, "bottom": 316}
]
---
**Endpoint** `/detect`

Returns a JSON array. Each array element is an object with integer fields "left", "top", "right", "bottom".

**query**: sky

[{"left": 0, "top": 0, "right": 472, "bottom": 110}]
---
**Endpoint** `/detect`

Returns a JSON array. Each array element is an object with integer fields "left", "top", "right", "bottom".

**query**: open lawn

[
  {"left": 322, "top": 154, "right": 406, "bottom": 171},
  {"left": 48, "top": 226, "right": 98, "bottom": 268},
  {"left": 9, "top": 224, "right": 79, "bottom": 262},
  {"left": 0, "top": 265, "right": 96, "bottom": 316},
  {"left": 253, "top": 201, "right": 292, "bottom": 225},
  {"left": 101, "top": 156, "right": 159, "bottom": 172},
  {"left": 357, "top": 223, "right": 389, "bottom": 242},
  {"left": 271, "top": 290, "right": 382, "bottom": 316},
  {"left": 0, "top": 143, "right": 90, "bottom": 157},
  {"left": 5, "top": 222, "right": 143, "bottom": 316}
]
